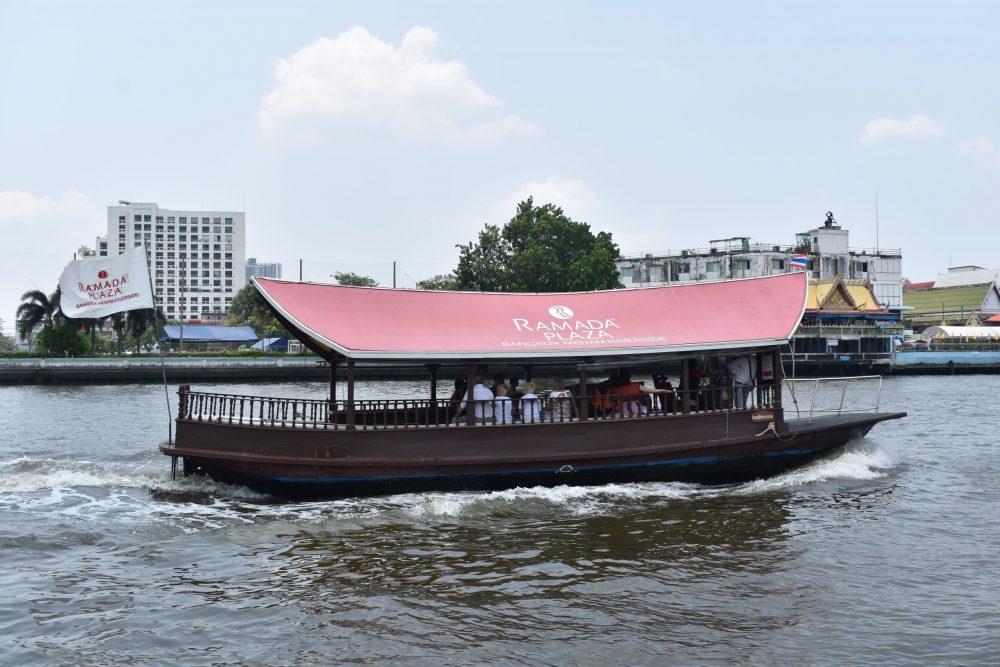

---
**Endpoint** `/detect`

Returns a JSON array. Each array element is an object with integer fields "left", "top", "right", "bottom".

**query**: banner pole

[{"left": 143, "top": 245, "right": 172, "bottom": 446}]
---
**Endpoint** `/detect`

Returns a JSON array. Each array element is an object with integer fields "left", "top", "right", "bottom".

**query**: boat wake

[{"left": 0, "top": 439, "right": 898, "bottom": 537}]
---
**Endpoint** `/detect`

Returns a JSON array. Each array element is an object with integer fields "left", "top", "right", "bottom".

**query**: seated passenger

[
  {"left": 494, "top": 383, "right": 514, "bottom": 424},
  {"left": 448, "top": 377, "right": 467, "bottom": 412},
  {"left": 508, "top": 376, "right": 524, "bottom": 418},
  {"left": 489, "top": 373, "right": 506, "bottom": 397},
  {"left": 547, "top": 378, "right": 578, "bottom": 422},
  {"left": 455, "top": 374, "right": 494, "bottom": 423},
  {"left": 612, "top": 370, "right": 669, "bottom": 417},
  {"left": 520, "top": 382, "right": 541, "bottom": 423}
]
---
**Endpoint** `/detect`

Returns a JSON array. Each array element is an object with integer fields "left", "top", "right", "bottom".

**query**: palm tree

[
  {"left": 126, "top": 308, "right": 164, "bottom": 354},
  {"left": 109, "top": 312, "right": 127, "bottom": 354},
  {"left": 16, "top": 287, "right": 62, "bottom": 342}
]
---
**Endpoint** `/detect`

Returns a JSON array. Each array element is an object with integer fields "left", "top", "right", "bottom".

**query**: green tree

[
  {"left": 16, "top": 287, "right": 63, "bottom": 341},
  {"left": 417, "top": 274, "right": 459, "bottom": 290},
  {"left": 454, "top": 198, "right": 623, "bottom": 292},
  {"left": 226, "top": 284, "right": 287, "bottom": 338},
  {"left": 36, "top": 324, "right": 90, "bottom": 357},
  {"left": 334, "top": 272, "right": 379, "bottom": 287}
]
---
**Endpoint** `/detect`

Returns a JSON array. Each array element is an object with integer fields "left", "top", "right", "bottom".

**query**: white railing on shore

[{"left": 783, "top": 375, "right": 883, "bottom": 424}]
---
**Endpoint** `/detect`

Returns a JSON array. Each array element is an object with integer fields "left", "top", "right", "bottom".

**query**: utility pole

[
  {"left": 299, "top": 258, "right": 303, "bottom": 282},
  {"left": 393, "top": 261, "right": 397, "bottom": 288}
]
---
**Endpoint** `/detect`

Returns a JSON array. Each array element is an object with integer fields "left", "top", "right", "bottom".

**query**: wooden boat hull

[{"left": 161, "top": 410, "right": 905, "bottom": 499}]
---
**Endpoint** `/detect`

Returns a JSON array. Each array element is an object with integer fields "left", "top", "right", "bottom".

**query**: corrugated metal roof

[{"left": 903, "top": 283, "right": 993, "bottom": 316}]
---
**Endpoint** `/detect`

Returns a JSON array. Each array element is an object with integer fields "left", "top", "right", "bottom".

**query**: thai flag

[{"left": 790, "top": 254, "right": 808, "bottom": 270}]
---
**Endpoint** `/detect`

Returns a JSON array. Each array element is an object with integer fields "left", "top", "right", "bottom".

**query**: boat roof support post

[
  {"left": 681, "top": 358, "right": 691, "bottom": 414},
  {"left": 578, "top": 366, "right": 589, "bottom": 421},
  {"left": 428, "top": 364, "right": 440, "bottom": 406},
  {"left": 465, "top": 364, "right": 476, "bottom": 427},
  {"left": 329, "top": 360, "right": 339, "bottom": 404},
  {"left": 772, "top": 348, "right": 785, "bottom": 429},
  {"left": 346, "top": 359, "right": 356, "bottom": 431}
]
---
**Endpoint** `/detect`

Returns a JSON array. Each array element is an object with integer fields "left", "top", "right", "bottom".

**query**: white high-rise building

[
  {"left": 96, "top": 201, "right": 246, "bottom": 322},
  {"left": 245, "top": 257, "right": 282, "bottom": 283}
]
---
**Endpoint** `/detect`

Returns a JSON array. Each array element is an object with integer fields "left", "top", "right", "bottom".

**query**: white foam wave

[{"left": 0, "top": 443, "right": 898, "bottom": 528}]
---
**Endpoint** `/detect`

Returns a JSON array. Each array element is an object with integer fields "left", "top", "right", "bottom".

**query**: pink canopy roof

[{"left": 253, "top": 272, "right": 807, "bottom": 361}]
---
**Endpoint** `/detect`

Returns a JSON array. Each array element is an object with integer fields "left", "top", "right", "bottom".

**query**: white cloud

[
  {"left": 859, "top": 114, "right": 944, "bottom": 143},
  {"left": 956, "top": 137, "right": 1000, "bottom": 168},
  {"left": 0, "top": 189, "right": 91, "bottom": 225},
  {"left": 507, "top": 176, "right": 598, "bottom": 214},
  {"left": 258, "top": 26, "right": 537, "bottom": 143}
]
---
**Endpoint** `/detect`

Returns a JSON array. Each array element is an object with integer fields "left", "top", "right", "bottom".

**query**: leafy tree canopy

[
  {"left": 454, "top": 198, "right": 622, "bottom": 292},
  {"left": 36, "top": 324, "right": 90, "bottom": 357},
  {"left": 226, "top": 284, "right": 288, "bottom": 339},
  {"left": 334, "top": 272, "right": 379, "bottom": 287}
]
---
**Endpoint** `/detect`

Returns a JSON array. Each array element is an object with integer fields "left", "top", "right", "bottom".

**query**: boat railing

[
  {"left": 176, "top": 383, "right": 777, "bottom": 431},
  {"left": 782, "top": 375, "right": 883, "bottom": 424}
]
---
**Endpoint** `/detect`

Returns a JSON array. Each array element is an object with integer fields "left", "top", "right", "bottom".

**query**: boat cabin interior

[{"left": 178, "top": 348, "right": 785, "bottom": 431}]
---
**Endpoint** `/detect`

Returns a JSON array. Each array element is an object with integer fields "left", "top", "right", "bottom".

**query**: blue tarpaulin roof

[
  {"left": 250, "top": 336, "right": 288, "bottom": 351},
  {"left": 160, "top": 325, "right": 259, "bottom": 343}
]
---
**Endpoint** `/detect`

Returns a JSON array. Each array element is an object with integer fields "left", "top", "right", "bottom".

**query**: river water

[{"left": 1, "top": 375, "right": 997, "bottom": 664}]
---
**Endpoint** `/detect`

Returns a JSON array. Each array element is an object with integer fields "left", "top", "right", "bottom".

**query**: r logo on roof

[{"left": 548, "top": 305, "right": 574, "bottom": 320}]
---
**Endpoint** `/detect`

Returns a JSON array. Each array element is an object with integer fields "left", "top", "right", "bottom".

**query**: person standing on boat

[
  {"left": 456, "top": 373, "right": 495, "bottom": 423},
  {"left": 727, "top": 355, "right": 757, "bottom": 409}
]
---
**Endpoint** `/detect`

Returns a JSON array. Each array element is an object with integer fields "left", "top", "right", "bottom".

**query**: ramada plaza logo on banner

[
  {"left": 502, "top": 302, "right": 667, "bottom": 348},
  {"left": 511, "top": 304, "right": 621, "bottom": 344},
  {"left": 77, "top": 269, "right": 132, "bottom": 304}
]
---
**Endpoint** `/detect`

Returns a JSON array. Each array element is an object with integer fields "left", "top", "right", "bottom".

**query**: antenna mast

[{"left": 875, "top": 192, "right": 879, "bottom": 253}]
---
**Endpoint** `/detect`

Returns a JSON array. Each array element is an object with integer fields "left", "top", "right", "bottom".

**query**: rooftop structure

[{"left": 616, "top": 212, "right": 904, "bottom": 306}]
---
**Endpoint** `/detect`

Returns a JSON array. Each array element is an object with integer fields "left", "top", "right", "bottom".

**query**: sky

[{"left": 1, "top": 1, "right": 999, "bottom": 334}]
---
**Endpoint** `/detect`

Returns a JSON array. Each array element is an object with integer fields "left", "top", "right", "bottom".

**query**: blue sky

[{"left": 1, "top": 1, "right": 998, "bottom": 331}]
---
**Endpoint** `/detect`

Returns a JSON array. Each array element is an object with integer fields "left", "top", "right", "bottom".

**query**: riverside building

[
  {"left": 616, "top": 213, "right": 904, "bottom": 307},
  {"left": 616, "top": 213, "right": 906, "bottom": 372},
  {"left": 95, "top": 201, "right": 246, "bottom": 322}
]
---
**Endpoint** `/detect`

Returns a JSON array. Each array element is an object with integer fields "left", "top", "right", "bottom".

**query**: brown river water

[{"left": 1, "top": 375, "right": 998, "bottom": 664}]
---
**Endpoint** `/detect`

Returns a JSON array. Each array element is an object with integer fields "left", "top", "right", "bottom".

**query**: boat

[{"left": 159, "top": 272, "right": 905, "bottom": 498}]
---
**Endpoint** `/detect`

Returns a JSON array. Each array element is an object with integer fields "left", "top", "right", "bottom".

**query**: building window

[
  {"left": 225, "top": 217, "right": 233, "bottom": 224},
  {"left": 134, "top": 214, "right": 142, "bottom": 222},
  {"left": 144, "top": 215, "right": 151, "bottom": 222},
  {"left": 773, "top": 259, "right": 786, "bottom": 270},
  {"left": 735, "top": 259, "right": 751, "bottom": 270},
  {"left": 706, "top": 261, "right": 721, "bottom": 273}
]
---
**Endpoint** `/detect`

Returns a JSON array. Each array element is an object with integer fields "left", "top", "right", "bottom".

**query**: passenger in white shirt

[
  {"left": 494, "top": 383, "right": 514, "bottom": 424},
  {"left": 520, "top": 382, "right": 541, "bottom": 423},
  {"left": 726, "top": 355, "right": 757, "bottom": 409},
  {"left": 457, "top": 375, "right": 494, "bottom": 423}
]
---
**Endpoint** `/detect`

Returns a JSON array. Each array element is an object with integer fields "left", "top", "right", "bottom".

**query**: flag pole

[{"left": 143, "top": 245, "right": 172, "bottom": 447}]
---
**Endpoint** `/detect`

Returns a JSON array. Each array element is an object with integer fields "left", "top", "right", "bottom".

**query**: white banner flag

[{"left": 58, "top": 246, "right": 155, "bottom": 319}]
